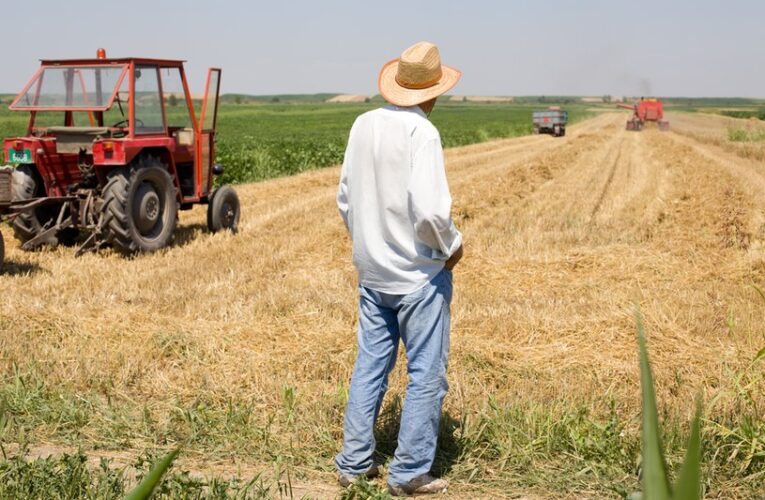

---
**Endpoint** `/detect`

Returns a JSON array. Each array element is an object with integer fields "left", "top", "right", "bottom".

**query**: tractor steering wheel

[{"left": 111, "top": 118, "right": 145, "bottom": 129}]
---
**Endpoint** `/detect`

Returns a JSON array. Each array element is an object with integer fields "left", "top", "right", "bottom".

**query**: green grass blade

[
  {"left": 636, "top": 312, "right": 671, "bottom": 499},
  {"left": 672, "top": 400, "right": 702, "bottom": 500},
  {"left": 753, "top": 346, "right": 765, "bottom": 365},
  {"left": 124, "top": 448, "right": 180, "bottom": 500}
]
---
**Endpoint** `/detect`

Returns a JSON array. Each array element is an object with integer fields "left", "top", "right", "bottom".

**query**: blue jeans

[{"left": 335, "top": 268, "right": 453, "bottom": 486}]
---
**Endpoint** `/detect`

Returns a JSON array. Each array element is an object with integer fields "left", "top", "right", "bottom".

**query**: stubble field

[{"left": 0, "top": 110, "right": 763, "bottom": 498}]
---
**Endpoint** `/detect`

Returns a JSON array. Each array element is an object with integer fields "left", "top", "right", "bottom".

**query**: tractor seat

[{"left": 45, "top": 126, "right": 111, "bottom": 154}]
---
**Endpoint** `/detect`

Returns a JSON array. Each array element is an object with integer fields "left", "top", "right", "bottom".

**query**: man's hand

[{"left": 445, "top": 244, "right": 463, "bottom": 271}]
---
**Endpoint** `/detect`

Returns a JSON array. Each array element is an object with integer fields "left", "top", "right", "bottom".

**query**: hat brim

[{"left": 378, "top": 58, "right": 462, "bottom": 107}]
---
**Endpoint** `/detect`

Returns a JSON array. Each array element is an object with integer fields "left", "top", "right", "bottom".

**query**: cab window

[
  {"left": 134, "top": 65, "right": 165, "bottom": 134},
  {"left": 160, "top": 67, "right": 193, "bottom": 129}
]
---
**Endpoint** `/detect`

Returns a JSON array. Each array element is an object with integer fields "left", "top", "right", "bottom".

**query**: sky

[{"left": 2, "top": 0, "right": 764, "bottom": 98}]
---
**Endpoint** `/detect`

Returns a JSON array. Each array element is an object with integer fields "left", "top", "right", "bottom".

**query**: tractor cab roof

[
  {"left": 10, "top": 51, "right": 188, "bottom": 112},
  {"left": 39, "top": 57, "right": 186, "bottom": 67}
]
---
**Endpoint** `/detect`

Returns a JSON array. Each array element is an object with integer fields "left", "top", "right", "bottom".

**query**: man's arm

[
  {"left": 337, "top": 124, "right": 356, "bottom": 232},
  {"left": 408, "top": 137, "right": 462, "bottom": 262},
  {"left": 337, "top": 159, "right": 350, "bottom": 232}
]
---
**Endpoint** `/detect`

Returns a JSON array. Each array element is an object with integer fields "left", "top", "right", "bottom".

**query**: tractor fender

[
  {"left": 129, "top": 147, "right": 182, "bottom": 203},
  {"left": 98, "top": 147, "right": 182, "bottom": 203},
  {"left": 141, "top": 147, "right": 182, "bottom": 203}
]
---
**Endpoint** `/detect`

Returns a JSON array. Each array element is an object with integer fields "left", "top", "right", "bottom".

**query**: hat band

[{"left": 395, "top": 71, "right": 442, "bottom": 90}]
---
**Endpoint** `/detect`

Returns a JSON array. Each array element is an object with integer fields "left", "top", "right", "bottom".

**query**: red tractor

[
  {"left": 0, "top": 49, "right": 239, "bottom": 263},
  {"left": 617, "top": 98, "right": 670, "bottom": 131}
]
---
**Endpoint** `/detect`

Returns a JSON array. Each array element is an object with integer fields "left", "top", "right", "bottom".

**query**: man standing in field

[{"left": 335, "top": 41, "right": 463, "bottom": 496}]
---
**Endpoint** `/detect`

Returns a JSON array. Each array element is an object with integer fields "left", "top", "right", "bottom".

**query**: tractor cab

[
  {"left": 0, "top": 50, "right": 238, "bottom": 256},
  {"left": 6, "top": 50, "right": 221, "bottom": 202}
]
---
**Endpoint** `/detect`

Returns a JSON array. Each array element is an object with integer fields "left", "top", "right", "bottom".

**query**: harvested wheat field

[
  {"left": 0, "top": 112, "right": 764, "bottom": 498},
  {"left": 325, "top": 94, "right": 371, "bottom": 103}
]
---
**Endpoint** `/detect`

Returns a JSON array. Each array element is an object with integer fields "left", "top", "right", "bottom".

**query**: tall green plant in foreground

[
  {"left": 634, "top": 313, "right": 702, "bottom": 500},
  {"left": 124, "top": 448, "right": 179, "bottom": 500}
]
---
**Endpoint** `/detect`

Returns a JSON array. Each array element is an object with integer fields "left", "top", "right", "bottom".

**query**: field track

[{"left": 1, "top": 112, "right": 764, "bottom": 497}]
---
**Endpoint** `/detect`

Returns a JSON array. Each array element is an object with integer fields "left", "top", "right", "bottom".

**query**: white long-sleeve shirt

[{"left": 337, "top": 105, "right": 462, "bottom": 295}]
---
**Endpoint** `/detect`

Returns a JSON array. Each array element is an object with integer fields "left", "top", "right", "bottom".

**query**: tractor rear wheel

[
  {"left": 100, "top": 157, "right": 178, "bottom": 253},
  {"left": 11, "top": 165, "right": 78, "bottom": 248},
  {"left": 207, "top": 185, "right": 240, "bottom": 233}
]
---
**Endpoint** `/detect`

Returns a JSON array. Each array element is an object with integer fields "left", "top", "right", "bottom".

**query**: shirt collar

[{"left": 385, "top": 104, "right": 428, "bottom": 119}]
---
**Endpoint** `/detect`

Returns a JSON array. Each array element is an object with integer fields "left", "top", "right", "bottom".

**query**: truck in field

[{"left": 532, "top": 107, "right": 568, "bottom": 137}]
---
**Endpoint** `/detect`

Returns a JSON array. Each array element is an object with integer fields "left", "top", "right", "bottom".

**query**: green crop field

[
  {"left": 720, "top": 109, "right": 765, "bottom": 121},
  {"left": 0, "top": 99, "right": 592, "bottom": 183},
  {"left": 214, "top": 102, "right": 594, "bottom": 184}
]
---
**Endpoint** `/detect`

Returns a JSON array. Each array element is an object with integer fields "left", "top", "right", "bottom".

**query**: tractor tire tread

[
  {"left": 101, "top": 168, "right": 138, "bottom": 252},
  {"left": 11, "top": 165, "right": 41, "bottom": 242},
  {"left": 99, "top": 155, "right": 177, "bottom": 253}
]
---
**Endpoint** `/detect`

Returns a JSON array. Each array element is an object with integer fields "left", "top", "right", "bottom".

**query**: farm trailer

[
  {"left": 532, "top": 107, "right": 568, "bottom": 137},
  {"left": 0, "top": 49, "right": 241, "bottom": 268}
]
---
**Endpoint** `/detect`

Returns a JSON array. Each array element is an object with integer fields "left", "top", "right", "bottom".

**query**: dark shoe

[
  {"left": 388, "top": 474, "right": 448, "bottom": 496},
  {"left": 338, "top": 464, "right": 383, "bottom": 488}
]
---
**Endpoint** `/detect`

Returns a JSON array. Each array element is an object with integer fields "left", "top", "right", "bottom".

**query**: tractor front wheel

[
  {"left": 11, "top": 164, "right": 78, "bottom": 248},
  {"left": 207, "top": 185, "right": 240, "bottom": 233},
  {"left": 100, "top": 157, "right": 178, "bottom": 253}
]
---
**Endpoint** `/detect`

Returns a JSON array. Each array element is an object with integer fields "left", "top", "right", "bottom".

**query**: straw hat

[{"left": 378, "top": 42, "right": 461, "bottom": 107}]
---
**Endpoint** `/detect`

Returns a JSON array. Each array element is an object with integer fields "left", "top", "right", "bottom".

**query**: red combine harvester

[
  {"left": 0, "top": 49, "right": 240, "bottom": 264},
  {"left": 617, "top": 98, "right": 669, "bottom": 131}
]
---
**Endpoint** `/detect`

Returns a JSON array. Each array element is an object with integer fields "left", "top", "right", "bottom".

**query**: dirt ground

[{"left": 0, "top": 112, "right": 763, "bottom": 498}]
